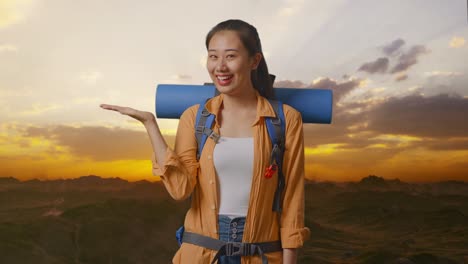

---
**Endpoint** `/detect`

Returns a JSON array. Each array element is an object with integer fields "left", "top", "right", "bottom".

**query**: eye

[{"left": 226, "top": 54, "right": 235, "bottom": 59}]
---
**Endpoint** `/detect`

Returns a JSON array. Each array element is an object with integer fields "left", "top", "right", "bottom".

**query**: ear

[{"left": 251, "top": 53, "right": 262, "bottom": 70}]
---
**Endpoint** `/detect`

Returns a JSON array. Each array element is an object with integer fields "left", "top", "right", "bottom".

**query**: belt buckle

[{"left": 225, "top": 242, "right": 243, "bottom": 256}]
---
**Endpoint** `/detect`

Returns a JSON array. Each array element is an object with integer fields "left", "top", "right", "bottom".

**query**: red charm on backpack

[{"left": 264, "top": 164, "right": 278, "bottom": 179}]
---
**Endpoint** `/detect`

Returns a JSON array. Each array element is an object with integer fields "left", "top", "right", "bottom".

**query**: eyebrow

[{"left": 208, "top": 49, "right": 239, "bottom": 52}]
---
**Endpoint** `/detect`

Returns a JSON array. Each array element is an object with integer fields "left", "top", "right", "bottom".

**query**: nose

[{"left": 215, "top": 58, "right": 228, "bottom": 72}]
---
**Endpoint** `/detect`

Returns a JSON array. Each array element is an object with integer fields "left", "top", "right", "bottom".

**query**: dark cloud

[
  {"left": 358, "top": 57, "right": 389, "bottom": 74},
  {"left": 421, "top": 72, "right": 467, "bottom": 97},
  {"left": 275, "top": 78, "right": 467, "bottom": 151},
  {"left": 303, "top": 109, "right": 368, "bottom": 147},
  {"left": 356, "top": 40, "right": 429, "bottom": 79},
  {"left": 310, "top": 78, "right": 362, "bottom": 104},
  {"left": 303, "top": 106, "right": 409, "bottom": 170},
  {"left": 275, "top": 78, "right": 362, "bottom": 105},
  {"left": 421, "top": 138, "right": 468, "bottom": 151},
  {"left": 367, "top": 93, "right": 468, "bottom": 138},
  {"left": 382, "top": 38, "right": 405, "bottom": 56},
  {"left": 274, "top": 78, "right": 372, "bottom": 148},
  {"left": 274, "top": 80, "right": 308, "bottom": 88},
  {"left": 395, "top": 74, "right": 408, "bottom": 82},
  {"left": 390, "top": 45, "right": 430, "bottom": 74},
  {"left": 303, "top": 89, "right": 468, "bottom": 153},
  {"left": 274, "top": 78, "right": 371, "bottom": 149},
  {"left": 25, "top": 126, "right": 175, "bottom": 161}
]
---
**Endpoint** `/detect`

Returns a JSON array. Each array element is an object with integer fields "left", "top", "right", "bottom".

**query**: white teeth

[{"left": 217, "top": 75, "right": 232, "bottom": 80}]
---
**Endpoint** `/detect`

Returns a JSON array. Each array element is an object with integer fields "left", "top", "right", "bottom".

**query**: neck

[{"left": 221, "top": 87, "right": 257, "bottom": 112}]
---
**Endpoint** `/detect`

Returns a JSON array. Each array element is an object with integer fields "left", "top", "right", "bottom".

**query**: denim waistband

[
  {"left": 218, "top": 214, "right": 245, "bottom": 242},
  {"left": 217, "top": 215, "right": 245, "bottom": 264}
]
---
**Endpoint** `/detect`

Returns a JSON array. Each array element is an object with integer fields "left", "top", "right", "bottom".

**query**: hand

[{"left": 100, "top": 104, "right": 156, "bottom": 125}]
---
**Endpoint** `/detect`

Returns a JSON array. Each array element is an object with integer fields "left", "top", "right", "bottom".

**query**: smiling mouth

[
  {"left": 216, "top": 75, "right": 234, "bottom": 86},
  {"left": 216, "top": 75, "right": 233, "bottom": 81}
]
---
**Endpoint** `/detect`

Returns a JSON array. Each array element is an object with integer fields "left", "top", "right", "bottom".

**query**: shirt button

[
  {"left": 232, "top": 222, "right": 237, "bottom": 227},
  {"left": 207, "top": 155, "right": 212, "bottom": 160},
  {"left": 209, "top": 180, "right": 214, "bottom": 184},
  {"left": 232, "top": 228, "right": 237, "bottom": 233},
  {"left": 232, "top": 234, "right": 237, "bottom": 239},
  {"left": 214, "top": 229, "right": 218, "bottom": 234},
  {"left": 211, "top": 205, "right": 216, "bottom": 210}
]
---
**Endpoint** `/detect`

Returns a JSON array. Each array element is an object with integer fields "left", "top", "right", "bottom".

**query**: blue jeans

[{"left": 217, "top": 214, "right": 245, "bottom": 264}]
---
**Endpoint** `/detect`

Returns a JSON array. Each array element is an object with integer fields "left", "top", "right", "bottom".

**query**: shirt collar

[{"left": 204, "top": 89, "right": 276, "bottom": 126}]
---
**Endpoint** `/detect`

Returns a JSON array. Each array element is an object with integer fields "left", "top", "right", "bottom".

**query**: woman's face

[{"left": 206, "top": 30, "right": 260, "bottom": 96}]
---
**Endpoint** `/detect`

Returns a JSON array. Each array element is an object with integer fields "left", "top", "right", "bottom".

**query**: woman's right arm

[
  {"left": 143, "top": 116, "right": 169, "bottom": 169},
  {"left": 100, "top": 104, "right": 199, "bottom": 200}
]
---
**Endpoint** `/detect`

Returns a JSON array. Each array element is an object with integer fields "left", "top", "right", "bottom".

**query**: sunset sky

[{"left": 1, "top": 0, "right": 467, "bottom": 182}]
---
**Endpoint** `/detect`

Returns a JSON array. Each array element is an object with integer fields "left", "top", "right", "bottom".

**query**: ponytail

[{"left": 252, "top": 57, "right": 274, "bottom": 99}]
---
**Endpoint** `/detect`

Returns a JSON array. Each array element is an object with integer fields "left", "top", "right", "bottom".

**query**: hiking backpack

[
  {"left": 194, "top": 97, "right": 286, "bottom": 212},
  {"left": 175, "top": 97, "right": 287, "bottom": 246}
]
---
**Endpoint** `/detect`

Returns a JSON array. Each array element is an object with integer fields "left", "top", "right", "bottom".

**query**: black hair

[{"left": 205, "top": 19, "right": 274, "bottom": 99}]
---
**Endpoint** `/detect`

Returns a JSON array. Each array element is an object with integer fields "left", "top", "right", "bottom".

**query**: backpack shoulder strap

[
  {"left": 265, "top": 100, "right": 285, "bottom": 147},
  {"left": 265, "top": 100, "right": 286, "bottom": 213},
  {"left": 195, "top": 99, "right": 219, "bottom": 160}
]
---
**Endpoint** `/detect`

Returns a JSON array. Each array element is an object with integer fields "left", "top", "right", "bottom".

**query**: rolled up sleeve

[
  {"left": 280, "top": 227, "right": 311, "bottom": 249},
  {"left": 151, "top": 147, "right": 184, "bottom": 176},
  {"left": 151, "top": 105, "right": 200, "bottom": 201},
  {"left": 280, "top": 107, "right": 310, "bottom": 248}
]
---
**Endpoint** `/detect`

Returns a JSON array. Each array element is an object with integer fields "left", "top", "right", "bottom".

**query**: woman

[{"left": 100, "top": 19, "right": 309, "bottom": 264}]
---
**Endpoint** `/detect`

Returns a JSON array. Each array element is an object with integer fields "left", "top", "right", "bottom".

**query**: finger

[{"left": 100, "top": 104, "right": 120, "bottom": 111}]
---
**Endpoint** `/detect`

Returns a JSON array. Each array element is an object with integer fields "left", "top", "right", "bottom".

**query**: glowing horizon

[{"left": 1, "top": 1, "right": 467, "bottom": 183}]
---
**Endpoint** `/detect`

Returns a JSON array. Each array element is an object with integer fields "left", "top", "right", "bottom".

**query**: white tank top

[{"left": 213, "top": 136, "right": 254, "bottom": 218}]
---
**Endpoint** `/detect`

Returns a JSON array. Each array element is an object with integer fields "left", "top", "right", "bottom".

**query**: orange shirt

[{"left": 152, "top": 91, "right": 310, "bottom": 263}]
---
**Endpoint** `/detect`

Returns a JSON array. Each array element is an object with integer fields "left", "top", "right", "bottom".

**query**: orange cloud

[{"left": 0, "top": 123, "right": 174, "bottom": 181}]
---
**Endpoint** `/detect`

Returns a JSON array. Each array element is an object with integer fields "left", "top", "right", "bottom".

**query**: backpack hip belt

[{"left": 182, "top": 231, "right": 282, "bottom": 264}]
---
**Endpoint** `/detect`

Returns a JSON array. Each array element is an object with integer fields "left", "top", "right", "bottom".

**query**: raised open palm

[{"left": 100, "top": 104, "right": 155, "bottom": 124}]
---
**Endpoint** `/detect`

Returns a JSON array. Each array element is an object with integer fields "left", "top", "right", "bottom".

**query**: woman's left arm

[
  {"left": 283, "top": 248, "right": 297, "bottom": 264},
  {"left": 280, "top": 107, "right": 310, "bottom": 263}
]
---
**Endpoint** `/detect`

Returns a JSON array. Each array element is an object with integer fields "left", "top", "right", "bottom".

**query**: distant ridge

[
  {"left": 0, "top": 175, "right": 155, "bottom": 184},
  {"left": 359, "top": 174, "right": 389, "bottom": 186},
  {"left": 0, "top": 176, "right": 20, "bottom": 184},
  {"left": 3, "top": 174, "right": 466, "bottom": 184},
  {"left": 305, "top": 175, "right": 468, "bottom": 196},
  {"left": 0, "top": 175, "right": 165, "bottom": 195},
  {"left": 1, "top": 174, "right": 467, "bottom": 195}
]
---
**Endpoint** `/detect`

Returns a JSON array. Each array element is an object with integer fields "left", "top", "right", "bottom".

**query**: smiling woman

[
  {"left": 207, "top": 30, "right": 259, "bottom": 96},
  {"left": 100, "top": 19, "right": 309, "bottom": 264},
  {"left": 205, "top": 22, "right": 268, "bottom": 100}
]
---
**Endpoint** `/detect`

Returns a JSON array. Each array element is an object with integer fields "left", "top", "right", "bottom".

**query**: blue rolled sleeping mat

[{"left": 155, "top": 84, "right": 333, "bottom": 124}]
